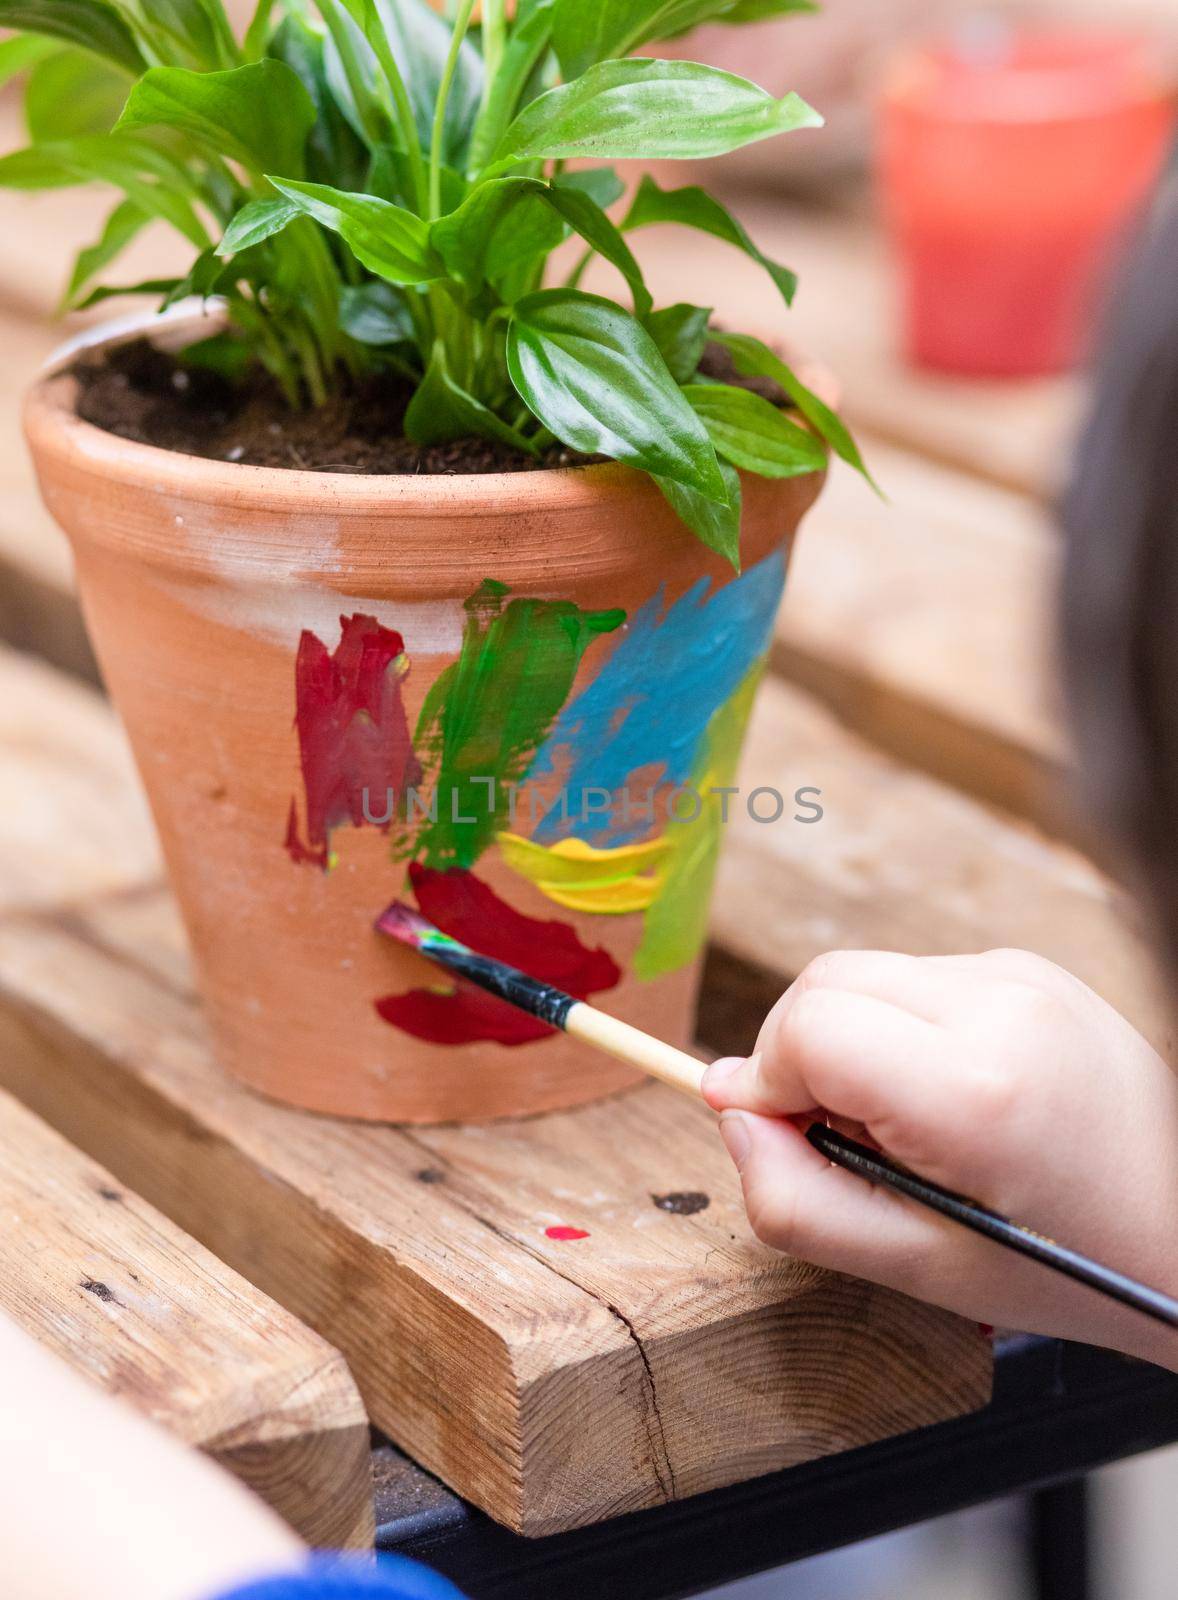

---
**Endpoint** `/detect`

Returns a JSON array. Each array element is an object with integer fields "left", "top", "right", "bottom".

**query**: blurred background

[{"left": 3, "top": 1, "right": 1178, "bottom": 1596}]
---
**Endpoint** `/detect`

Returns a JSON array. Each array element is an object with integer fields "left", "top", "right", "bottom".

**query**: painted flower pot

[{"left": 25, "top": 322, "right": 826, "bottom": 1123}]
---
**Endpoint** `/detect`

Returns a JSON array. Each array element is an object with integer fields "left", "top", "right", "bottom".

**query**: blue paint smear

[{"left": 530, "top": 549, "right": 788, "bottom": 844}]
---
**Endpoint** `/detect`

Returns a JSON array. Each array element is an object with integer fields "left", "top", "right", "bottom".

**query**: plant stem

[
  {"left": 359, "top": 15, "right": 430, "bottom": 216},
  {"left": 243, "top": 0, "right": 278, "bottom": 60},
  {"left": 317, "top": 0, "right": 387, "bottom": 148},
  {"left": 481, "top": 0, "right": 506, "bottom": 84},
  {"left": 291, "top": 317, "right": 329, "bottom": 407},
  {"left": 564, "top": 244, "right": 594, "bottom": 291},
  {"left": 290, "top": 219, "right": 346, "bottom": 371},
  {"left": 207, "top": 0, "right": 244, "bottom": 68},
  {"left": 429, "top": 0, "right": 477, "bottom": 220},
  {"left": 232, "top": 297, "right": 302, "bottom": 408}
]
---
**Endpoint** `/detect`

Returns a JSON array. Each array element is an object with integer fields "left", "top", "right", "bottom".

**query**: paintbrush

[{"left": 376, "top": 901, "right": 1178, "bottom": 1331}]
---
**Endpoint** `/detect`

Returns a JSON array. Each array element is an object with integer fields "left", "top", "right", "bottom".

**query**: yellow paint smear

[{"left": 498, "top": 832, "right": 671, "bottom": 914}]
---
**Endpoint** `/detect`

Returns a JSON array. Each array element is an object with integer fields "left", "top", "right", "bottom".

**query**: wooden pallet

[
  {"left": 0, "top": 647, "right": 996, "bottom": 1537},
  {"left": 773, "top": 438, "right": 1071, "bottom": 832}
]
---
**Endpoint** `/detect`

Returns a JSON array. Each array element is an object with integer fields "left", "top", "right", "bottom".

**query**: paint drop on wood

[
  {"left": 651, "top": 1191, "right": 710, "bottom": 1216},
  {"left": 545, "top": 1225, "right": 590, "bottom": 1242},
  {"left": 80, "top": 1278, "right": 120, "bottom": 1304}
]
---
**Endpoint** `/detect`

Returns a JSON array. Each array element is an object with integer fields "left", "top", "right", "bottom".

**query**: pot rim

[{"left": 24, "top": 305, "right": 834, "bottom": 521}]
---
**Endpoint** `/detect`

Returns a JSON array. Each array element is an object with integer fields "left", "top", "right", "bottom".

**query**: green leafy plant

[{"left": 0, "top": 0, "right": 871, "bottom": 565}]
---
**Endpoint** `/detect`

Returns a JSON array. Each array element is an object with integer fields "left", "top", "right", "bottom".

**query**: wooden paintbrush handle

[{"left": 565, "top": 1003, "right": 707, "bottom": 1099}]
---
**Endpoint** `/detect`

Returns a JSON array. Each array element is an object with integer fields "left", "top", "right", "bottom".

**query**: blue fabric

[{"left": 212, "top": 1554, "right": 467, "bottom": 1600}]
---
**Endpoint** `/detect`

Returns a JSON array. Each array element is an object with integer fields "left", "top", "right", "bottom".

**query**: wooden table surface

[{"left": 0, "top": 76, "right": 1171, "bottom": 1553}]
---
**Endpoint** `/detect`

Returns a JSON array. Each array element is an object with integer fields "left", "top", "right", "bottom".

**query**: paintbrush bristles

[
  {"left": 376, "top": 899, "right": 580, "bottom": 1030},
  {"left": 376, "top": 900, "right": 447, "bottom": 951}
]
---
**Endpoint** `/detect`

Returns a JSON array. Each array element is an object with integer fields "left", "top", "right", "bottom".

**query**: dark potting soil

[
  {"left": 71, "top": 339, "right": 592, "bottom": 475},
  {"left": 71, "top": 337, "right": 788, "bottom": 476}
]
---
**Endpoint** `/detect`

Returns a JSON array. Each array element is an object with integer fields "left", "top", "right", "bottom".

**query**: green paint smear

[
  {"left": 409, "top": 580, "right": 625, "bottom": 870},
  {"left": 635, "top": 662, "right": 763, "bottom": 982}
]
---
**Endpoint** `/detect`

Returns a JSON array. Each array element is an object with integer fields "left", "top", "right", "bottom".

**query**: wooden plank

[
  {"left": 0, "top": 1083, "right": 374, "bottom": 1548},
  {"left": 0, "top": 315, "right": 97, "bottom": 681},
  {"left": 0, "top": 648, "right": 993, "bottom": 1536},
  {"left": 0, "top": 646, "right": 158, "bottom": 911},
  {"left": 714, "top": 676, "right": 1172, "bottom": 1060},
  {"left": 589, "top": 197, "right": 1084, "bottom": 501},
  {"left": 779, "top": 436, "right": 1075, "bottom": 830}
]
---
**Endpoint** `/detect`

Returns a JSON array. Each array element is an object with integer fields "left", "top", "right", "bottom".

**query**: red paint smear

[
  {"left": 286, "top": 614, "right": 421, "bottom": 868},
  {"left": 375, "top": 864, "right": 621, "bottom": 1046},
  {"left": 545, "top": 1226, "right": 590, "bottom": 1242}
]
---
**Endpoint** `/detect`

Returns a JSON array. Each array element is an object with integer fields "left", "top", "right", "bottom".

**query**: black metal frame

[{"left": 373, "top": 1337, "right": 1178, "bottom": 1600}]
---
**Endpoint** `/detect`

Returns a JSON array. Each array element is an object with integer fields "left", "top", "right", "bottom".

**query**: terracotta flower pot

[{"left": 25, "top": 320, "right": 826, "bottom": 1123}]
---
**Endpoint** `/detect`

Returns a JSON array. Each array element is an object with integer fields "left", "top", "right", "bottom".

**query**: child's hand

[{"left": 703, "top": 949, "right": 1178, "bottom": 1368}]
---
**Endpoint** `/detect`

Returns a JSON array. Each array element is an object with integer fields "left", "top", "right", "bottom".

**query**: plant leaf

[
  {"left": 216, "top": 197, "right": 301, "bottom": 256},
  {"left": 117, "top": 60, "right": 316, "bottom": 178},
  {"left": 0, "top": 1, "right": 146, "bottom": 74},
  {"left": 243, "top": 0, "right": 277, "bottom": 59},
  {"left": 467, "top": 0, "right": 553, "bottom": 171},
  {"left": 713, "top": 330, "right": 879, "bottom": 490},
  {"left": 318, "top": 0, "right": 391, "bottom": 148},
  {"left": 643, "top": 302, "right": 711, "bottom": 383},
  {"left": 655, "top": 456, "right": 742, "bottom": 569},
  {"left": 545, "top": 182, "right": 650, "bottom": 315},
  {"left": 507, "top": 288, "right": 727, "bottom": 500},
  {"left": 432, "top": 176, "right": 648, "bottom": 311},
  {"left": 0, "top": 146, "right": 75, "bottom": 188},
  {"left": 431, "top": 177, "right": 548, "bottom": 292},
  {"left": 0, "top": 133, "right": 210, "bottom": 246},
  {"left": 720, "top": 0, "right": 818, "bottom": 20},
  {"left": 269, "top": 13, "right": 369, "bottom": 191},
  {"left": 484, "top": 193, "right": 565, "bottom": 303},
  {"left": 553, "top": 166, "right": 624, "bottom": 210},
  {"left": 336, "top": 0, "right": 484, "bottom": 167},
  {"left": 0, "top": 33, "right": 60, "bottom": 89},
  {"left": 267, "top": 175, "right": 442, "bottom": 285},
  {"left": 148, "top": 0, "right": 241, "bottom": 71},
  {"left": 25, "top": 46, "right": 127, "bottom": 140},
  {"left": 551, "top": 0, "right": 813, "bottom": 76},
  {"left": 406, "top": 341, "right": 540, "bottom": 454},
  {"left": 163, "top": 246, "right": 233, "bottom": 306},
  {"left": 74, "top": 276, "right": 182, "bottom": 309},
  {"left": 495, "top": 58, "right": 822, "bottom": 166},
  {"left": 682, "top": 382, "right": 827, "bottom": 477},
  {"left": 61, "top": 196, "right": 149, "bottom": 307},
  {"left": 624, "top": 174, "right": 797, "bottom": 305},
  {"left": 339, "top": 279, "right": 416, "bottom": 345},
  {"left": 552, "top": 0, "right": 707, "bottom": 76}
]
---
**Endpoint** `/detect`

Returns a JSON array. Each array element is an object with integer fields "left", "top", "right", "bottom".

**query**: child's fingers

[
  {"left": 772, "top": 949, "right": 988, "bottom": 1027},
  {"left": 719, "top": 1111, "right": 956, "bottom": 1291},
  {"left": 704, "top": 987, "right": 957, "bottom": 1140}
]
